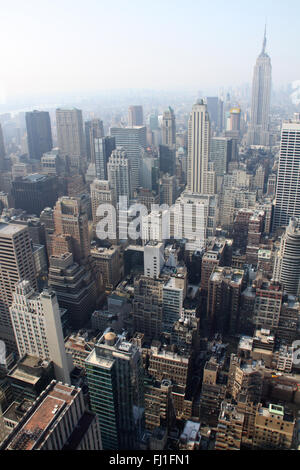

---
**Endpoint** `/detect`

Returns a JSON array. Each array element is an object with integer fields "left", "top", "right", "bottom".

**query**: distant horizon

[
  {"left": 1, "top": 0, "right": 300, "bottom": 107},
  {"left": 0, "top": 83, "right": 296, "bottom": 116}
]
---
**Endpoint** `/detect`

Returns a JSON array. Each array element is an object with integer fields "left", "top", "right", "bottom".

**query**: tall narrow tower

[
  {"left": 273, "top": 115, "right": 300, "bottom": 230},
  {"left": 10, "top": 281, "right": 71, "bottom": 384},
  {"left": 85, "top": 331, "right": 144, "bottom": 450},
  {"left": 0, "top": 223, "right": 37, "bottom": 354},
  {"left": 162, "top": 107, "right": 176, "bottom": 147},
  {"left": 128, "top": 106, "right": 143, "bottom": 126},
  {"left": 56, "top": 108, "right": 85, "bottom": 169},
  {"left": 247, "top": 26, "right": 272, "bottom": 146},
  {"left": 187, "top": 100, "right": 212, "bottom": 194},
  {"left": 25, "top": 110, "right": 53, "bottom": 160},
  {"left": 273, "top": 218, "right": 300, "bottom": 296}
]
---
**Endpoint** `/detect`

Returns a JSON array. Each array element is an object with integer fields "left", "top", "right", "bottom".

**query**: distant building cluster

[{"left": 0, "top": 26, "right": 300, "bottom": 453}]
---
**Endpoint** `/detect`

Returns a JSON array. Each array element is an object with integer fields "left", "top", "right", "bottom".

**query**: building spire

[{"left": 262, "top": 23, "right": 267, "bottom": 54}]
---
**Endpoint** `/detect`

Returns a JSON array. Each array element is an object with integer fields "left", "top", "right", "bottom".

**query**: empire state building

[{"left": 247, "top": 27, "right": 272, "bottom": 146}]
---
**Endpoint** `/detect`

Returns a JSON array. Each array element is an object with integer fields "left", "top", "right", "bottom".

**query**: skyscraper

[
  {"left": 94, "top": 136, "right": 116, "bottom": 180},
  {"left": 210, "top": 137, "right": 232, "bottom": 176},
  {"left": 110, "top": 126, "right": 146, "bottom": 192},
  {"left": 107, "top": 147, "right": 131, "bottom": 203},
  {"left": 10, "top": 280, "right": 71, "bottom": 384},
  {"left": 133, "top": 275, "right": 164, "bottom": 340},
  {"left": 90, "top": 179, "right": 116, "bottom": 227},
  {"left": 0, "top": 223, "right": 37, "bottom": 353},
  {"left": 85, "top": 331, "right": 144, "bottom": 450},
  {"left": 12, "top": 173, "right": 59, "bottom": 216},
  {"left": 187, "top": 100, "right": 212, "bottom": 194},
  {"left": 206, "top": 97, "right": 219, "bottom": 129},
  {"left": 48, "top": 253, "right": 96, "bottom": 329},
  {"left": 273, "top": 218, "right": 300, "bottom": 296},
  {"left": 128, "top": 105, "right": 143, "bottom": 126},
  {"left": 162, "top": 107, "right": 176, "bottom": 147},
  {"left": 56, "top": 108, "right": 85, "bottom": 169},
  {"left": 0, "top": 123, "right": 6, "bottom": 166},
  {"left": 273, "top": 116, "right": 300, "bottom": 229},
  {"left": 52, "top": 195, "right": 90, "bottom": 263},
  {"left": 85, "top": 119, "right": 104, "bottom": 162},
  {"left": 0, "top": 380, "right": 102, "bottom": 450},
  {"left": 247, "top": 27, "right": 272, "bottom": 146},
  {"left": 25, "top": 111, "right": 53, "bottom": 161},
  {"left": 159, "top": 144, "right": 176, "bottom": 176}
]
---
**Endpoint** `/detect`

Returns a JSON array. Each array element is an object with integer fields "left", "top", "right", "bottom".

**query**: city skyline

[
  {"left": 1, "top": 1, "right": 300, "bottom": 454},
  {"left": 0, "top": 0, "right": 300, "bottom": 103}
]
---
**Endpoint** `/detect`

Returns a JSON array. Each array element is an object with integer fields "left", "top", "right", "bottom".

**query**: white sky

[{"left": 0, "top": 0, "right": 299, "bottom": 100}]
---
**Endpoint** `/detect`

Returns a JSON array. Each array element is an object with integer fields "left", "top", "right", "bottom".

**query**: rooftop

[
  {"left": 7, "top": 383, "right": 79, "bottom": 450},
  {"left": 0, "top": 222, "right": 26, "bottom": 236}
]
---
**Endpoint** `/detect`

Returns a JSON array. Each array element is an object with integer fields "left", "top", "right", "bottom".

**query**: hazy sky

[{"left": 0, "top": 0, "right": 299, "bottom": 100}]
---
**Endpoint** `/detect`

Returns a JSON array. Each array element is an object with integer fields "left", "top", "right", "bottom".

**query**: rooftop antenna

[{"left": 262, "top": 22, "right": 267, "bottom": 54}]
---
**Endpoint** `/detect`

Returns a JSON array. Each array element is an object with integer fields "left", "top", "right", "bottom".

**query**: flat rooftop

[
  {"left": 0, "top": 222, "right": 26, "bottom": 236},
  {"left": 3, "top": 400, "right": 32, "bottom": 424},
  {"left": 7, "top": 383, "right": 78, "bottom": 450},
  {"left": 21, "top": 174, "right": 48, "bottom": 183},
  {"left": 85, "top": 348, "right": 114, "bottom": 370}
]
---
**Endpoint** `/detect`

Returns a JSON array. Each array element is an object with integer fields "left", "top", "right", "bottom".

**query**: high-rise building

[
  {"left": 140, "top": 152, "right": 159, "bottom": 191},
  {"left": 273, "top": 218, "right": 300, "bottom": 296},
  {"left": 0, "top": 123, "right": 6, "bottom": 165},
  {"left": 142, "top": 210, "right": 168, "bottom": 243},
  {"left": 273, "top": 117, "right": 300, "bottom": 229},
  {"left": 0, "top": 223, "right": 37, "bottom": 353},
  {"left": 56, "top": 108, "right": 85, "bottom": 169},
  {"left": 133, "top": 275, "right": 164, "bottom": 340},
  {"left": 187, "top": 100, "right": 212, "bottom": 194},
  {"left": 146, "top": 342, "right": 192, "bottom": 420},
  {"left": 252, "top": 279, "right": 283, "bottom": 330},
  {"left": 48, "top": 253, "right": 97, "bottom": 329},
  {"left": 207, "top": 267, "right": 244, "bottom": 335},
  {"left": 245, "top": 212, "right": 264, "bottom": 265},
  {"left": 247, "top": 27, "right": 272, "bottom": 146},
  {"left": 41, "top": 149, "right": 66, "bottom": 176},
  {"left": 159, "top": 144, "right": 176, "bottom": 176},
  {"left": 209, "top": 137, "right": 232, "bottom": 177},
  {"left": 253, "top": 404, "right": 295, "bottom": 450},
  {"left": 110, "top": 126, "right": 147, "bottom": 192},
  {"left": 0, "top": 380, "right": 102, "bottom": 450},
  {"left": 149, "top": 112, "right": 159, "bottom": 131},
  {"left": 128, "top": 105, "right": 143, "bottom": 126},
  {"left": 200, "top": 238, "right": 228, "bottom": 292},
  {"left": 85, "top": 119, "right": 104, "bottom": 162},
  {"left": 85, "top": 331, "right": 144, "bottom": 450},
  {"left": 206, "top": 97, "right": 219, "bottom": 128},
  {"left": 107, "top": 147, "right": 131, "bottom": 203},
  {"left": 90, "top": 245, "right": 123, "bottom": 291},
  {"left": 7, "top": 354, "right": 55, "bottom": 402},
  {"left": 227, "top": 354, "right": 263, "bottom": 403},
  {"left": 25, "top": 111, "right": 53, "bottom": 161},
  {"left": 162, "top": 274, "right": 185, "bottom": 333},
  {"left": 215, "top": 401, "right": 244, "bottom": 450},
  {"left": 90, "top": 179, "right": 116, "bottom": 228},
  {"left": 10, "top": 281, "right": 71, "bottom": 384},
  {"left": 12, "top": 174, "right": 59, "bottom": 216},
  {"left": 52, "top": 195, "right": 90, "bottom": 263},
  {"left": 144, "top": 241, "right": 164, "bottom": 278},
  {"left": 162, "top": 107, "right": 176, "bottom": 147},
  {"left": 172, "top": 192, "right": 218, "bottom": 251},
  {"left": 160, "top": 174, "right": 177, "bottom": 206},
  {"left": 199, "top": 359, "right": 226, "bottom": 426},
  {"left": 93, "top": 136, "right": 115, "bottom": 180}
]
